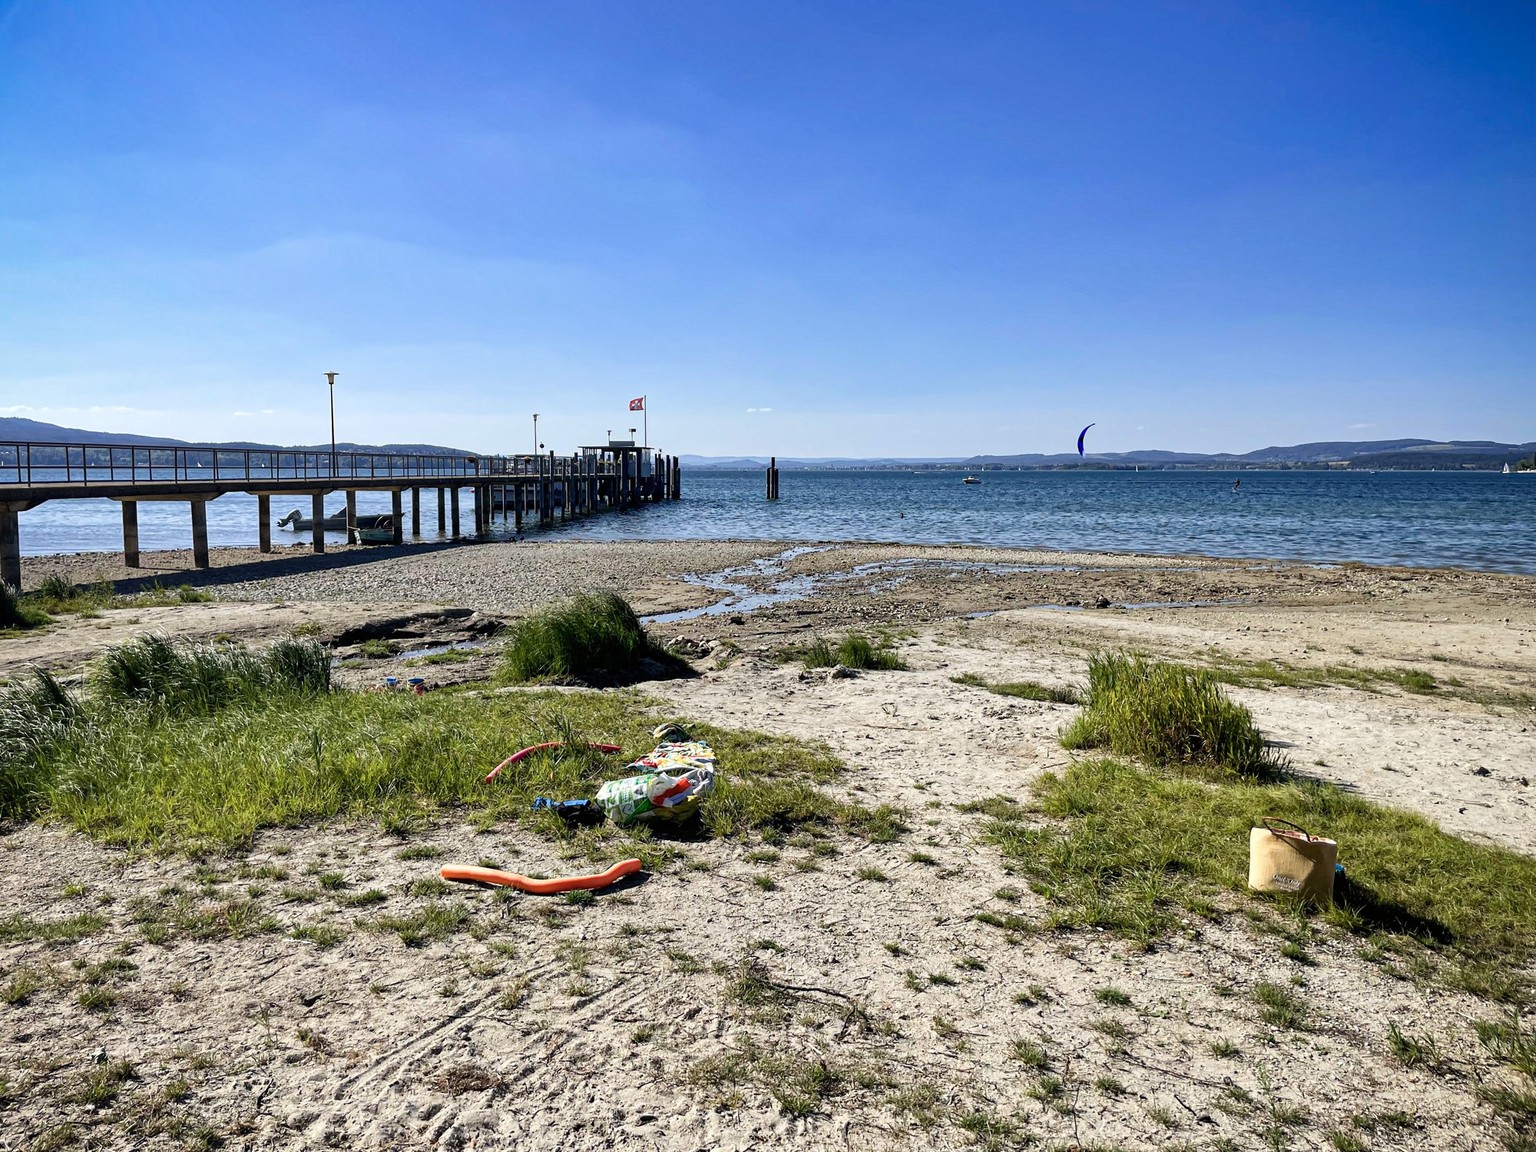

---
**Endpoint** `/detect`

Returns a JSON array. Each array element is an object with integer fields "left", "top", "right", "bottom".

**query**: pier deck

[{"left": 0, "top": 440, "right": 682, "bottom": 588}]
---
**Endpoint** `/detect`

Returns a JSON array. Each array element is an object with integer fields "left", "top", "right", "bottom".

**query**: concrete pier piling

[
  {"left": 450, "top": 487, "right": 461, "bottom": 538},
  {"left": 391, "top": 490, "right": 404, "bottom": 545},
  {"left": 437, "top": 487, "right": 446, "bottom": 536},
  {"left": 410, "top": 487, "right": 421, "bottom": 538}
]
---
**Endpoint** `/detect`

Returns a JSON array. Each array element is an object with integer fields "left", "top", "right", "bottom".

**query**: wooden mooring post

[{"left": 766, "top": 457, "right": 780, "bottom": 500}]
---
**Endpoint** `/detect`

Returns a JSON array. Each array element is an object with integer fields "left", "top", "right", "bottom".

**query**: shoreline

[{"left": 17, "top": 532, "right": 1536, "bottom": 593}]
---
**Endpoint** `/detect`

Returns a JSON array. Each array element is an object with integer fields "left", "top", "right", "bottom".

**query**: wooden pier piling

[
  {"left": 311, "top": 494, "right": 326, "bottom": 554},
  {"left": 257, "top": 495, "right": 271, "bottom": 553},
  {"left": 391, "top": 490, "right": 404, "bottom": 545},
  {"left": 0, "top": 508, "right": 19, "bottom": 590},
  {"left": 450, "top": 487, "right": 461, "bottom": 538},
  {"left": 766, "top": 457, "right": 780, "bottom": 500},
  {"left": 410, "top": 487, "right": 421, "bottom": 538},
  {"left": 122, "top": 500, "right": 141, "bottom": 567},
  {"left": 190, "top": 500, "right": 210, "bottom": 569},
  {"left": 437, "top": 487, "right": 446, "bottom": 536}
]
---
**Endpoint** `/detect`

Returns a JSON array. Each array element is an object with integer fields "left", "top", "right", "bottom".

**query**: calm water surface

[{"left": 16, "top": 470, "right": 1535, "bottom": 575}]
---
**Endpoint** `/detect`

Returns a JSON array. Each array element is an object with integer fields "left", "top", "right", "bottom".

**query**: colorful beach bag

[{"left": 595, "top": 724, "right": 716, "bottom": 825}]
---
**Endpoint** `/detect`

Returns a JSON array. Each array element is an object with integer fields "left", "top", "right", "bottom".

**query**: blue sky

[{"left": 0, "top": 1, "right": 1530, "bottom": 457}]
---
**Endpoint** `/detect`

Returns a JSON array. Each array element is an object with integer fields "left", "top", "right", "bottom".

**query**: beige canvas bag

[{"left": 1248, "top": 818, "right": 1336, "bottom": 907}]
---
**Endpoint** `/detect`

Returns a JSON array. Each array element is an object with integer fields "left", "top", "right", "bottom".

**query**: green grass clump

[
  {"left": 795, "top": 634, "right": 906, "bottom": 671},
  {"left": 1206, "top": 656, "right": 1442, "bottom": 695},
  {"left": 500, "top": 592, "right": 689, "bottom": 684},
  {"left": 949, "top": 674, "right": 1079, "bottom": 704},
  {"left": 406, "top": 648, "right": 475, "bottom": 667},
  {"left": 28, "top": 577, "right": 114, "bottom": 617},
  {"left": 0, "top": 581, "right": 50, "bottom": 629},
  {"left": 119, "top": 581, "right": 213, "bottom": 607},
  {"left": 0, "top": 671, "right": 86, "bottom": 818},
  {"left": 1253, "top": 981, "right": 1307, "bottom": 1029},
  {"left": 1061, "top": 651, "right": 1283, "bottom": 778},
  {"left": 980, "top": 759, "right": 1536, "bottom": 1000},
  {"left": 92, "top": 633, "right": 330, "bottom": 716}
]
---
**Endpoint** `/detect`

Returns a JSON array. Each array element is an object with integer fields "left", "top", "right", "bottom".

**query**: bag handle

[{"left": 1261, "top": 817, "right": 1317, "bottom": 842}]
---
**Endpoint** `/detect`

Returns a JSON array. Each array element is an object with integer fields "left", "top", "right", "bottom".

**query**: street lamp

[
  {"left": 532, "top": 414, "right": 539, "bottom": 460},
  {"left": 325, "top": 372, "right": 338, "bottom": 477}
]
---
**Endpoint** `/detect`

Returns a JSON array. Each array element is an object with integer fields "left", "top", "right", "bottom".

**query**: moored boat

[
  {"left": 277, "top": 508, "right": 394, "bottom": 532},
  {"left": 350, "top": 518, "right": 395, "bottom": 545}
]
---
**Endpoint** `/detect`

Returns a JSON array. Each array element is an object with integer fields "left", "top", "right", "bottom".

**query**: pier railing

[{"left": 0, "top": 441, "right": 588, "bottom": 488}]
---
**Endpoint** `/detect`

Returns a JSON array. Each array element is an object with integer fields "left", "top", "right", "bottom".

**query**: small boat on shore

[{"left": 277, "top": 508, "right": 394, "bottom": 532}]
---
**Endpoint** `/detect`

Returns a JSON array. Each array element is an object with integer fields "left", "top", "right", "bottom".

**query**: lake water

[{"left": 14, "top": 469, "right": 1535, "bottom": 575}]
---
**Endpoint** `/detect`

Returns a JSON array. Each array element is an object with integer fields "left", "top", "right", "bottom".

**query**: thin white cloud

[
  {"left": 746, "top": 406, "right": 773, "bottom": 413},
  {"left": 1350, "top": 422, "right": 1376, "bottom": 430}
]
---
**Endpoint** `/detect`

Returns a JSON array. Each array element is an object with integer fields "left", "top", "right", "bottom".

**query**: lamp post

[
  {"left": 532, "top": 414, "right": 539, "bottom": 461},
  {"left": 325, "top": 372, "right": 338, "bottom": 477}
]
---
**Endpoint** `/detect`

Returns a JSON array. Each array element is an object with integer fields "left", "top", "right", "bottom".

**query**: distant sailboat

[{"left": 1504, "top": 463, "right": 1513, "bottom": 474}]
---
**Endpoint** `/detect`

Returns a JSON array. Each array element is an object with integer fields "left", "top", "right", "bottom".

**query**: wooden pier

[{"left": 0, "top": 438, "right": 681, "bottom": 589}]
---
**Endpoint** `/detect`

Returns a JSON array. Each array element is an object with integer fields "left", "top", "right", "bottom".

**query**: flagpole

[{"left": 643, "top": 396, "right": 648, "bottom": 451}]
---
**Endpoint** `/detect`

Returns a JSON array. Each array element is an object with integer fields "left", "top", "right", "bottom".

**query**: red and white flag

[{"left": 628, "top": 396, "right": 645, "bottom": 411}]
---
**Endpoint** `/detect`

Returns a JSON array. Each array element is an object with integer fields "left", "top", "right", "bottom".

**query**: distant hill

[
  {"left": 0, "top": 416, "right": 474, "bottom": 457},
  {"left": 685, "top": 439, "right": 1536, "bottom": 472},
  {"left": 5, "top": 420, "right": 1531, "bottom": 471},
  {"left": 679, "top": 455, "right": 965, "bottom": 469}
]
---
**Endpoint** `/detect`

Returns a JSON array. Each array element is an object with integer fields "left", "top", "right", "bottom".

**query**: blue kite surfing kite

[{"left": 1077, "top": 423, "right": 1095, "bottom": 457}]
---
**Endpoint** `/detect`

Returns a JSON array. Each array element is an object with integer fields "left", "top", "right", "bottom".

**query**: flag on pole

[{"left": 629, "top": 396, "right": 645, "bottom": 411}]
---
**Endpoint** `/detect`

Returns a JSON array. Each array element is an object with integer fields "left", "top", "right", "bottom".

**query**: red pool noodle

[{"left": 484, "top": 741, "right": 623, "bottom": 783}]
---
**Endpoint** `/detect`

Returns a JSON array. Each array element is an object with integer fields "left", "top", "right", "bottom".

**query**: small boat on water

[
  {"left": 351, "top": 518, "right": 395, "bottom": 545},
  {"left": 1504, "top": 463, "right": 1513, "bottom": 474},
  {"left": 277, "top": 508, "right": 394, "bottom": 532},
  {"left": 962, "top": 475, "right": 981, "bottom": 485}
]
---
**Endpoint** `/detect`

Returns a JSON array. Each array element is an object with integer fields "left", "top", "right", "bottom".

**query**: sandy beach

[{"left": 3, "top": 539, "right": 1534, "bottom": 1150}]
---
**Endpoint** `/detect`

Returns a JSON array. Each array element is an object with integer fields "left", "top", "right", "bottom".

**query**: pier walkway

[{"left": 0, "top": 439, "right": 682, "bottom": 588}]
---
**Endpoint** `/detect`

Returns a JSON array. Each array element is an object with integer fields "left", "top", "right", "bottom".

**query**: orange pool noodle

[{"left": 440, "top": 858, "right": 642, "bottom": 895}]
